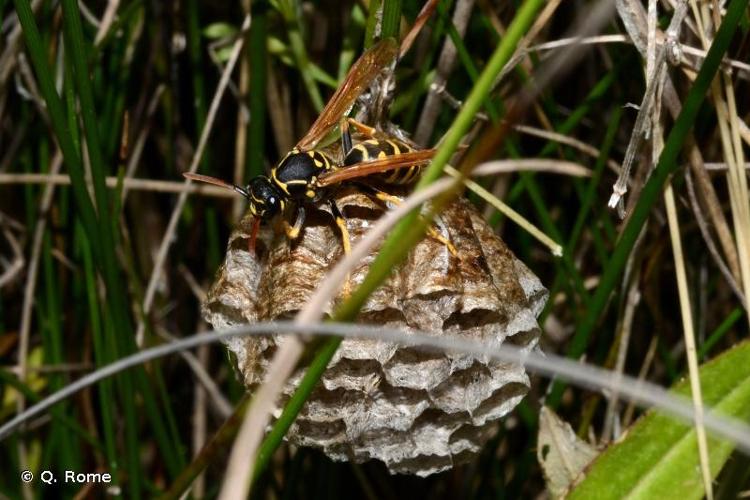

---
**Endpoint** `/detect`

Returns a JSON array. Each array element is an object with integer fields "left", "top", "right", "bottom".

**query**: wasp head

[{"left": 246, "top": 176, "right": 284, "bottom": 219}]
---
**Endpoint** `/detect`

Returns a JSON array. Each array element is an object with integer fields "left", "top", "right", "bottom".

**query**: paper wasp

[{"left": 185, "top": 37, "right": 451, "bottom": 255}]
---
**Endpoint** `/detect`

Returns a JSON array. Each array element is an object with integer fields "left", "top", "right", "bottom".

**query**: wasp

[{"left": 185, "top": 38, "right": 453, "bottom": 257}]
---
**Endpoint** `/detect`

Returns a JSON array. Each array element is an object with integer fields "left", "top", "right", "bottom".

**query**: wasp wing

[
  {"left": 315, "top": 149, "right": 437, "bottom": 187},
  {"left": 295, "top": 38, "right": 399, "bottom": 152}
]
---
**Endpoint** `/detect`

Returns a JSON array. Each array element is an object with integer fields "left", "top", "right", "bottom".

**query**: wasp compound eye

[{"left": 247, "top": 177, "right": 284, "bottom": 219}]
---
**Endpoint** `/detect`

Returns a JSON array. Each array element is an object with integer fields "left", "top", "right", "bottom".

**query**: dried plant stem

[
  {"left": 665, "top": 183, "right": 714, "bottom": 499},
  {"left": 602, "top": 276, "right": 640, "bottom": 441},
  {"left": 93, "top": 0, "right": 120, "bottom": 44},
  {"left": 414, "top": 0, "right": 475, "bottom": 145},
  {"left": 691, "top": 0, "right": 750, "bottom": 330},
  {"left": 138, "top": 15, "right": 251, "bottom": 345},
  {"left": 4, "top": 323, "right": 750, "bottom": 455},
  {"left": 444, "top": 165, "right": 563, "bottom": 255},
  {"left": 217, "top": 337, "right": 304, "bottom": 500},
  {"left": 120, "top": 85, "right": 166, "bottom": 202},
  {"left": 17, "top": 152, "right": 63, "bottom": 411},
  {"left": 0, "top": 173, "right": 234, "bottom": 197},
  {"left": 619, "top": 0, "right": 742, "bottom": 282},
  {"left": 719, "top": 83, "right": 750, "bottom": 330},
  {"left": 608, "top": 0, "right": 688, "bottom": 216},
  {"left": 219, "top": 177, "right": 458, "bottom": 500},
  {"left": 512, "top": 124, "right": 622, "bottom": 173},
  {"left": 685, "top": 169, "right": 746, "bottom": 306}
]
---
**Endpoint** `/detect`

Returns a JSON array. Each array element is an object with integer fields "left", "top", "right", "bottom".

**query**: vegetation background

[{"left": 1, "top": 0, "right": 749, "bottom": 498}]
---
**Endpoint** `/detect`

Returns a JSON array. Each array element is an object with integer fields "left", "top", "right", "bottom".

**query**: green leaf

[
  {"left": 202, "top": 22, "right": 237, "bottom": 39},
  {"left": 214, "top": 45, "right": 235, "bottom": 63},
  {"left": 569, "top": 341, "right": 750, "bottom": 499}
]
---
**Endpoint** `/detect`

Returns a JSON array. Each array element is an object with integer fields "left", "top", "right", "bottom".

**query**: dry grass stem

[
  {"left": 665, "top": 183, "right": 714, "bottom": 499},
  {"left": 219, "top": 175, "right": 461, "bottom": 499},
  {"left": 414, "top": 0, "right": 476, "bottom": 145},
  {"left": 137, "top": 14, "right": 251, "bottom": 346},
  {"left": 4, "top": 323, "right": 750, "bottom": 453},
  {"left": 121, "top": 85, "right": 166, "bottom": 202},
  {"left": 602, "top": 277, "right": 641, "bottom": 441},
  {"left": 445, "top": 164, "right": 565, "bottom": 255},
  {"left": 609, "top": 0, "right": 688, "bottom": 216},
  {"left": 0, "top": 173, "right": 234, "bottom": 197},
  {"left": 512, "top": 124, "right": 623, "bottom": 173}
]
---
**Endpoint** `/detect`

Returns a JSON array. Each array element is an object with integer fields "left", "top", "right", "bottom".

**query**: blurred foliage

[{"left": 0, "top": 0, "right": 749, "bottom": 498}]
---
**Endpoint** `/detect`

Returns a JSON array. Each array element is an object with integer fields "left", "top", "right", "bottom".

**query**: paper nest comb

[{"left": 202, "top": 188, "right": 547, "bottom": 476}]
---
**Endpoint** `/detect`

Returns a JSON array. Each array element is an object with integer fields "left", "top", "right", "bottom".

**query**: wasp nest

[{"left": 203, "top": 188, "right": 547, "bottom": 476}]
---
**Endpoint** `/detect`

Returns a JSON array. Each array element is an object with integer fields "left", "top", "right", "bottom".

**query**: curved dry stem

[
  {"left": 138, "top": 15, "right": 251, "bottom": 346},
  {"left": 2, "top": 322, "right": 750, "bottom": 456},
  {"left": 218, "top": 176, "right": 458, "bottom": 500},
  {"left": 0, "top": 173, "right": 235, "bottom": 197}
]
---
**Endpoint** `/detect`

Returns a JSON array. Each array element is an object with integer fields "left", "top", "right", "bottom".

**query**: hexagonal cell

[{"left": 203, "top": 193, "right": 546, "bottom": 476}]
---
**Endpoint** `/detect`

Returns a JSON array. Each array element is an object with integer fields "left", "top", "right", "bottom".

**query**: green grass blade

[
  {"left": 380, "top": 0, "right": 402, "bottom": 40},
  {"left": 12, "top": 0, "right": 102, "bottom": 260},
  {"left": 247, "top": 0, "right": 269, "bottom": 179},
  {"left": 699, "top": 307, "right": 744, "bottom": 360},
  {"left": 335, "top": 0, "right": 547, "bottom": 323},
  {"left": 547, "top": 0, "right": 749, "bottom": 407}
]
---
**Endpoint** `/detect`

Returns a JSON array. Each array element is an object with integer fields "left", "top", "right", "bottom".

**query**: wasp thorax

[
  {"left": 273, "top": 150, "right": 330, "bottom": 200},
  {"left": 246, "top": 177, "right": 284, "bottom": 219}
]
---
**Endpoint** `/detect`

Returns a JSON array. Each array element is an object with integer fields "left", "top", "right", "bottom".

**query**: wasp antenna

[
  {"left": 183, "top": 172, "right": 247, "bottom": 197},
  {"left": 233, "top": 185, "right": 250, "bottom": 198}
]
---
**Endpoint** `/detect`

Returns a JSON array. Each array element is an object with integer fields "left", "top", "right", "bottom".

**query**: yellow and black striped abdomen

[{"left": 343, "top": 138, "right": 422, "bottom": 185}]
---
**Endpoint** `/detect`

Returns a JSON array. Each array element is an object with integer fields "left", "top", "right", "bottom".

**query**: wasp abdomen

[
  {"left": 273, "top": 150, "right": 333, "bottom": 200},
  {"left": 344, "top": 139, "right": 421, "bottom": 185}
]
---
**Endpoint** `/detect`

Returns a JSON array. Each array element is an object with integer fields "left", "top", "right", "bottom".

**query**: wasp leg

[
  {"left": 340, "top": 117, "right": 377, "bottom": 155},
  {"left": 346, "top": 117, "right": 378, "bottom": 138},
  {"left": 340, "top": 117, "right": 354, "bottom": 155},
  {"left": 358, "top": 184, "right": 458, "bottom": 256},
  {"left": 283, "top": 206, "right": 306, "bottom": 240},
  {"left": 328, "top": 199, "right": 352, "bottom": 298}
]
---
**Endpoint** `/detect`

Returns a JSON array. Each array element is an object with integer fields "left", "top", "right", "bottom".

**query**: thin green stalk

[
  {"left": 252, "top": 338, "right": 342, "bottom": 481},
  {"left": 77, "top": 222, "right": 119, "bottom": 483},
  {"left": 250, "top": 0, "right": 547, "bottom": 483},
  {"left": 41, "top": 232, "right": 77, "bottom": 470},
  {"left": 435, "top": 0, "right": 499, "bottom": 122},
  {"left": 547, "top": 0, "right": 749, "bottom": 407},
  {"left": 363, "top": 0, "right": 382, "bottom": 48},
  {"left": 157, "top": 395, "right": 252, "bottom": 500},
  {"left": 335, "top": 0, "right": 547, "bottom": 323},
  {"left": 247, "top": 0, "right": 269, "bottom": 179},
  {"left": 380, "top": 0, "right": 402, "bottom": 40},
  {"left": 277, "top": 0, "right": 324, "bottom": 111},
  {"left": 699, "top": 307, "right": 744, "bottom": 360},
  {"left": 12, "top": 0, "right": 102, "bottom": 261},
  {"left": 60, "top": 0, "right": 185, "bottom": 481}
]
